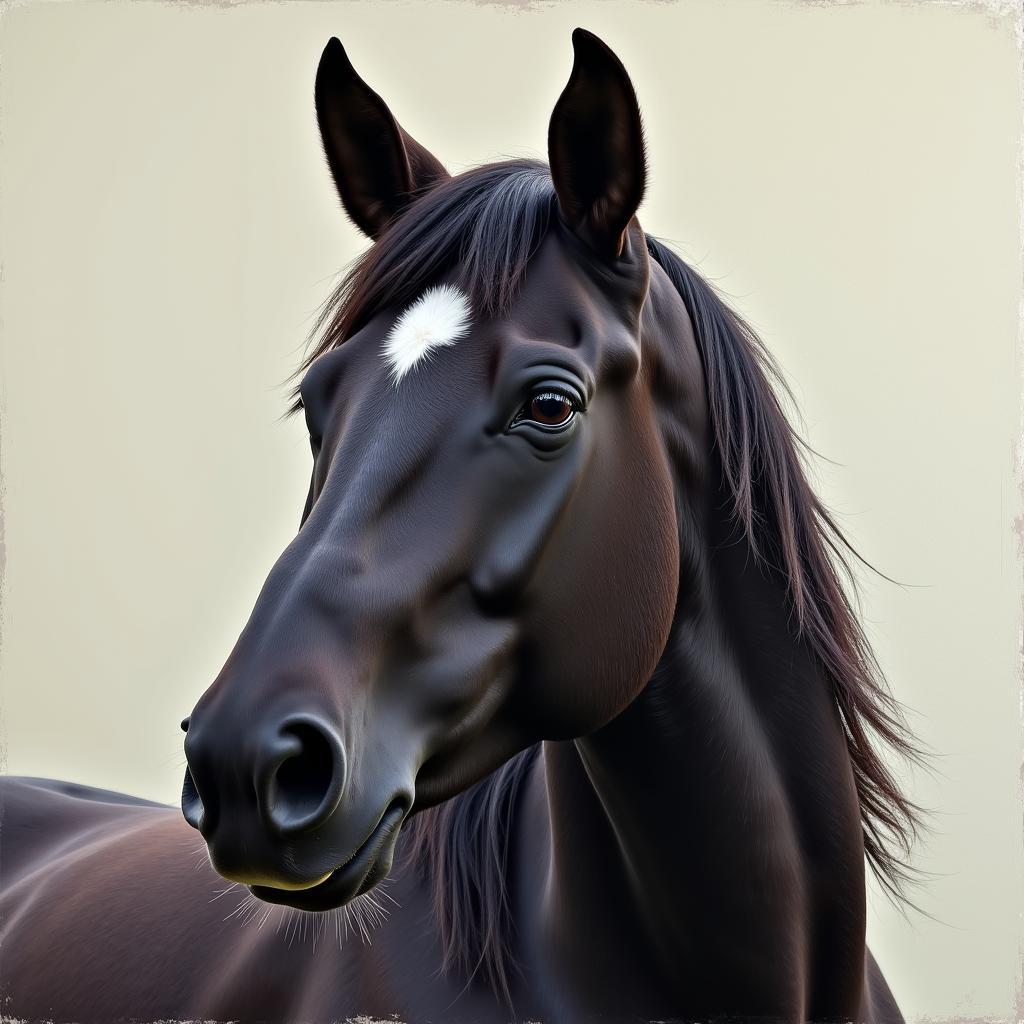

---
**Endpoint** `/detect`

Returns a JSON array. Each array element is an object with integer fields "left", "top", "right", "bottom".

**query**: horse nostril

[
  {"left": 262, "top": 718, "right": 347, "bottom": 837},
  {"left": 181, "top": 766, "right": 205, "bottom": 833}
]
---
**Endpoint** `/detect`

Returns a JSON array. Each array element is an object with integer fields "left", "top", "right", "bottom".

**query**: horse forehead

[
  {"left": 315, "top": 233, "right": 615, "bottom": 395},
  {"left": 377, "top": 255, "right": 594, "bottom": 383},
  {"left": 382, "top": 283, "right": 474, "bottom": 382},
  {"left": 510, "top": 231, "right": 608, "bottom": 318}
]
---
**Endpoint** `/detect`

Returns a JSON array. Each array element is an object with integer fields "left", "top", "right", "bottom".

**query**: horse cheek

[{"left": 517, "top": 415, "right": 678, "bottom": 738}]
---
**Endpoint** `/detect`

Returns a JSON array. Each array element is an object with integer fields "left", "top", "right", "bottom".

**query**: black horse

[{"left": 1, "top": 30, "right": 918, "bottom": 1023}]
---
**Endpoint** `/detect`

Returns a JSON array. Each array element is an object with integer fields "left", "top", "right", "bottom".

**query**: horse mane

[
  {"left": 294, "top": 160, "right": 921, "bottom": 1005},
  {"left": 646, "top": 234, "right": 923, "bottom": 894}
]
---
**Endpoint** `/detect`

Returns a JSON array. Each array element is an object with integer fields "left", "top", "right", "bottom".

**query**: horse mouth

[{"left": 250, "top": 797, "right": 407, "bottom": 912}]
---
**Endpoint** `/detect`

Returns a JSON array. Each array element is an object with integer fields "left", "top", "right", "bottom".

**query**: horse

[{"left": 0, "top": 29, "right": 920, "bottom": 1024}]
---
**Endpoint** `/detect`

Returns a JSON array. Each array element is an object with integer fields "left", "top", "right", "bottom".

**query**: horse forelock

[{"left": 290, "top": 159, "right": 557, "bottom": 411}]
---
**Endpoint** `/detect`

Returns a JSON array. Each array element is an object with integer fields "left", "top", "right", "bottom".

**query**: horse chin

[{"left": 249, "top": 797, "right": 407, "bottom": 912}]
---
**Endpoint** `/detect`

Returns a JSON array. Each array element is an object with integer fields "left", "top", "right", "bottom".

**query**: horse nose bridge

[
  {"left": 276, "top": 524, "right": 446, "bottom": 639},
  {"left": 302, "top": 441, "right": 466, "bottom": 614}
]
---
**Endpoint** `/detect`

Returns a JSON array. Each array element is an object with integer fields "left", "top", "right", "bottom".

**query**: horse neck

[{"left": 531, "top": 462, "right": 870, "bottom": 1016}]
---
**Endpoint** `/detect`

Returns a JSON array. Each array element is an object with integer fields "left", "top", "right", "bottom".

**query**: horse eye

[{"left": 513, "top": 389, "right": 578, "bottom": 430}]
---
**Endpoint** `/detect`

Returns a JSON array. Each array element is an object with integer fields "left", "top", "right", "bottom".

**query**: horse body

[{"left": 2, "top": 30, "right": 913, "bottom": 1023}]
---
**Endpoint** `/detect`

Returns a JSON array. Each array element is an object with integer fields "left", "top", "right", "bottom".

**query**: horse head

[{"left": 181, "top": 30, "right": 695, "bottom": 911}]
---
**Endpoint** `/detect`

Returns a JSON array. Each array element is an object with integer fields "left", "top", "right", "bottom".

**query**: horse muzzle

[{"left": 180, "top": 707, "right": 412, "bottom": 909}]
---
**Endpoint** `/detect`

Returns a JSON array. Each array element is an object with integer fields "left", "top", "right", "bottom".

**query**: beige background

[{"left": 1, "top": 0, "right": 1020, "bottom": 1017}]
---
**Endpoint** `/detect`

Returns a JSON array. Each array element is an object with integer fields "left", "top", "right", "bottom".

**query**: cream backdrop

[{"left": 0, "top": 0, "right": 1020, "bottom": 1018}]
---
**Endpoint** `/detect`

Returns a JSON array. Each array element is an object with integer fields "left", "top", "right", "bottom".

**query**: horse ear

[
  {"left": 548, "top": 29, "right": 647, "bottom": 259},
  {"left": 315, "top": 38, "right": 450, "bottom": 239}
]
